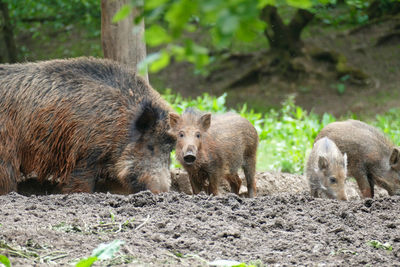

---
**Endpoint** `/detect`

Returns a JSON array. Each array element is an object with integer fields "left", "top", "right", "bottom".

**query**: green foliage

[
  {"left": 0, "top": 255, "right": 11, "bottom": 267},
  {"left": 75, "top": 240, "right": 125, "bottom": 267},
  {"left": 373, "top": 108, "right": 400, "bottom": 145},
  {"left": 115, "top": 0, "right": 332, "bottom": 73},
  {"left": 163, "top": 90, "right": 400, "bottom": 174},
  {"left": 367, "top": 240, "right": 393, "bottom": 251},
  {"left": 4, "top": 0, "right": 100, "bottom": 36},
  {"left": 2, "top": 0, "right": 101, "bottom": 61}
]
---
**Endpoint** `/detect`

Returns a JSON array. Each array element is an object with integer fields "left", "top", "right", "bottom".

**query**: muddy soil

[{"left": 1, "top": 171, "right": 399, "bottom": 266}]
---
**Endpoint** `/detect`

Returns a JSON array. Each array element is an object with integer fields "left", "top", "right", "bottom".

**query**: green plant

[
  {"left": 76, "top": 240, "right": 125, "bottom": 267},
  {"left": 0, "top": 254, "right": 11, "bottom": 267},
  {"left": 113, "top": 0, "right": 353, "bottom": 74},
  {"left": 367, "top": 240, "right": 393, "bottom": 251}
]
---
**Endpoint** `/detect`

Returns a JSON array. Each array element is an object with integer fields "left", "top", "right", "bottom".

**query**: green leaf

[
  {"left": 165, "top": 0, "right": 197, "bottom": 37},
  {"left": 92, "top": 240, "right": 125, "bottom": 260},
  {"left": 145, "top": 24, "right": 171, "bottom": 47},
  {"left": 112, "top": 4, "right": 131, "bottom": 23},
  {"left": 75, "top": 256, "right": 98, "bottom": 267},
  {"left": 149, "top": 50, "right": 170, "bottom": 72},
  {"left": 336, "top": 83, "right": 345, "bottom": 95},
  {"left": 144, "top": 0, "right": 168, "bottom": 10},
  {"left": 286, "top": 0, "right": 312, "bottom": 9},
  {"left": 257, "top": 0, "right": 276, "bottom": 8},
  {"left": 0, "top": 255, "right": 11, "bottom": 267},
  {"left": 201, "top": 0, "right": 223, "bottom": 12},
  {"left": 235, "top": 19, "right": 265, "bottom": 42},
  {"left": 218, "top": 11, "right": 239, "bottom": 35}
]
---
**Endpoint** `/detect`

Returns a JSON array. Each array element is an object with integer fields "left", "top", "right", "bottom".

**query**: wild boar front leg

[
  {"left": 188, "top": 175, "right": 204, "bottom": 195},
  {"left": 207, "top": 171, "right": 222, "bottom": 196},
  {"left": 0, "top": 135, "right": 21, "bottom": 195}
]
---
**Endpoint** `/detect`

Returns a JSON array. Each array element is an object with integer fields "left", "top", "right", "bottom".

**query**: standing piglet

[
  {"left": 306, "top": 137, "right": 348, "bottom": 200},
  {"left": 169, "top": 108, "right": 258, "bottom": 197},
  {"left": 316, "top": 119, "right": 400, "bottom": 198},
  {"left": 0, "top": 57, "right": 176, "bottom": 195}
]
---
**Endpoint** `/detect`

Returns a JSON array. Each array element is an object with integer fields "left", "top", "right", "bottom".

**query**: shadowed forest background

[{"left": 1, "top": 0, "right": 400, "bottom": 173}]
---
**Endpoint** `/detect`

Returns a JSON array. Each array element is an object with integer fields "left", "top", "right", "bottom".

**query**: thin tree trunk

[
  {"left": 0, "top": 0, "right": 17, "bottom": 63},
  {"left": 101, "top": 0, "right": 148, "bottom": 82}
]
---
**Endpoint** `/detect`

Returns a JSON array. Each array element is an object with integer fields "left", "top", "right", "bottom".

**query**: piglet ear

[
  {"left": 136, "top": 105, "right": 157, "bottom": 134},
  {"left": 199, "top": 113, "right": 211, "bottom": 131},
  {"left": 169, "top": 113, "right": 181, "bottom": 130},
  {"left": 318, "top": 156, "right": 329, "bottom": 171},
  {"left": 390, "top": 147, "right": 400, "bottom": 170}
]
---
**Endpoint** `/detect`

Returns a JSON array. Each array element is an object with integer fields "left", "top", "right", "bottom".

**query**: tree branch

[
  {"left": 289, "top": 9, "right": 314, "bottom": 41},
  {"left": 260, "top": 5, "right": 288, "bottom": 49}
]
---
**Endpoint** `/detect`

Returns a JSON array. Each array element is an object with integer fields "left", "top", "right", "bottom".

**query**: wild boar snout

[{"left": 183, "top": 145, "right": 197, "bottom": 164}]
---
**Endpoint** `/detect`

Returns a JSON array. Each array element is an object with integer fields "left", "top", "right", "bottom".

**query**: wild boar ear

[
  {"left": 199, "top": 113, "right": 211, "bottom": 131},
  {"left": 169, "top": 113, "right": 181, "bottom": 130},
  {"left": 390, "top": 147, "right": 400, "bottom": 169},
  {"left": 136, "top": 105, "right": 157, "bottom": 134},
  {"left": 318, "top": 156, "right": 329, "bottom": 171}
]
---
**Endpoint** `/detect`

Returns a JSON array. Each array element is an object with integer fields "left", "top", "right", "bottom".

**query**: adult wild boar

[
  {"left": 0, "top": 57, "right": 176, "bottom": 195},
  {"left": 169, "top": 108, "right": 258, "bottom": 197},
  {"left": 306, "top": 137, "right": 348, "bottom": 200},
  {"left": 316, "top": 119, "right": 400, "bottom": 198}
]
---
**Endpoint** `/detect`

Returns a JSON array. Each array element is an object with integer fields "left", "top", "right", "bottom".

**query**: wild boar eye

[
  {"left": 179, "top": 132, "right": 184, "bottom": 138},
  {"left": 196, "top": 132, "right": 201, "bottom": 138},
  {"left": 329, "top": 177, "right": 337, "bottom": 184},
  {"left": 147, "top": 145, "right": 154, "bottom": 152}
]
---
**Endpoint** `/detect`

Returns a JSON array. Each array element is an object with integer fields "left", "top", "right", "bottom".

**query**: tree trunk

[
  {"left": 261, "top": 5, "right": 314, "bottom": 57},
  {"left": 259, "top": 5, "right": 314, "bottom": 75},
  {"left": 101, "top": 0, "right": 148, "bottom": 82},
  {"left": 0, "top": 0, "right": 17, "bottom": 63}
]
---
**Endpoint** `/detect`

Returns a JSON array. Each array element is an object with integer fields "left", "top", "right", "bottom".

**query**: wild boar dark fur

[{"left": 0, "top": 57, "right": 176, "bottom": 195}]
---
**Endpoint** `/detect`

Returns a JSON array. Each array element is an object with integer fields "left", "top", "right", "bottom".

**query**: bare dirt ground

[{"left": 1, "top": 170, "right": 399, "bottom": 266}]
